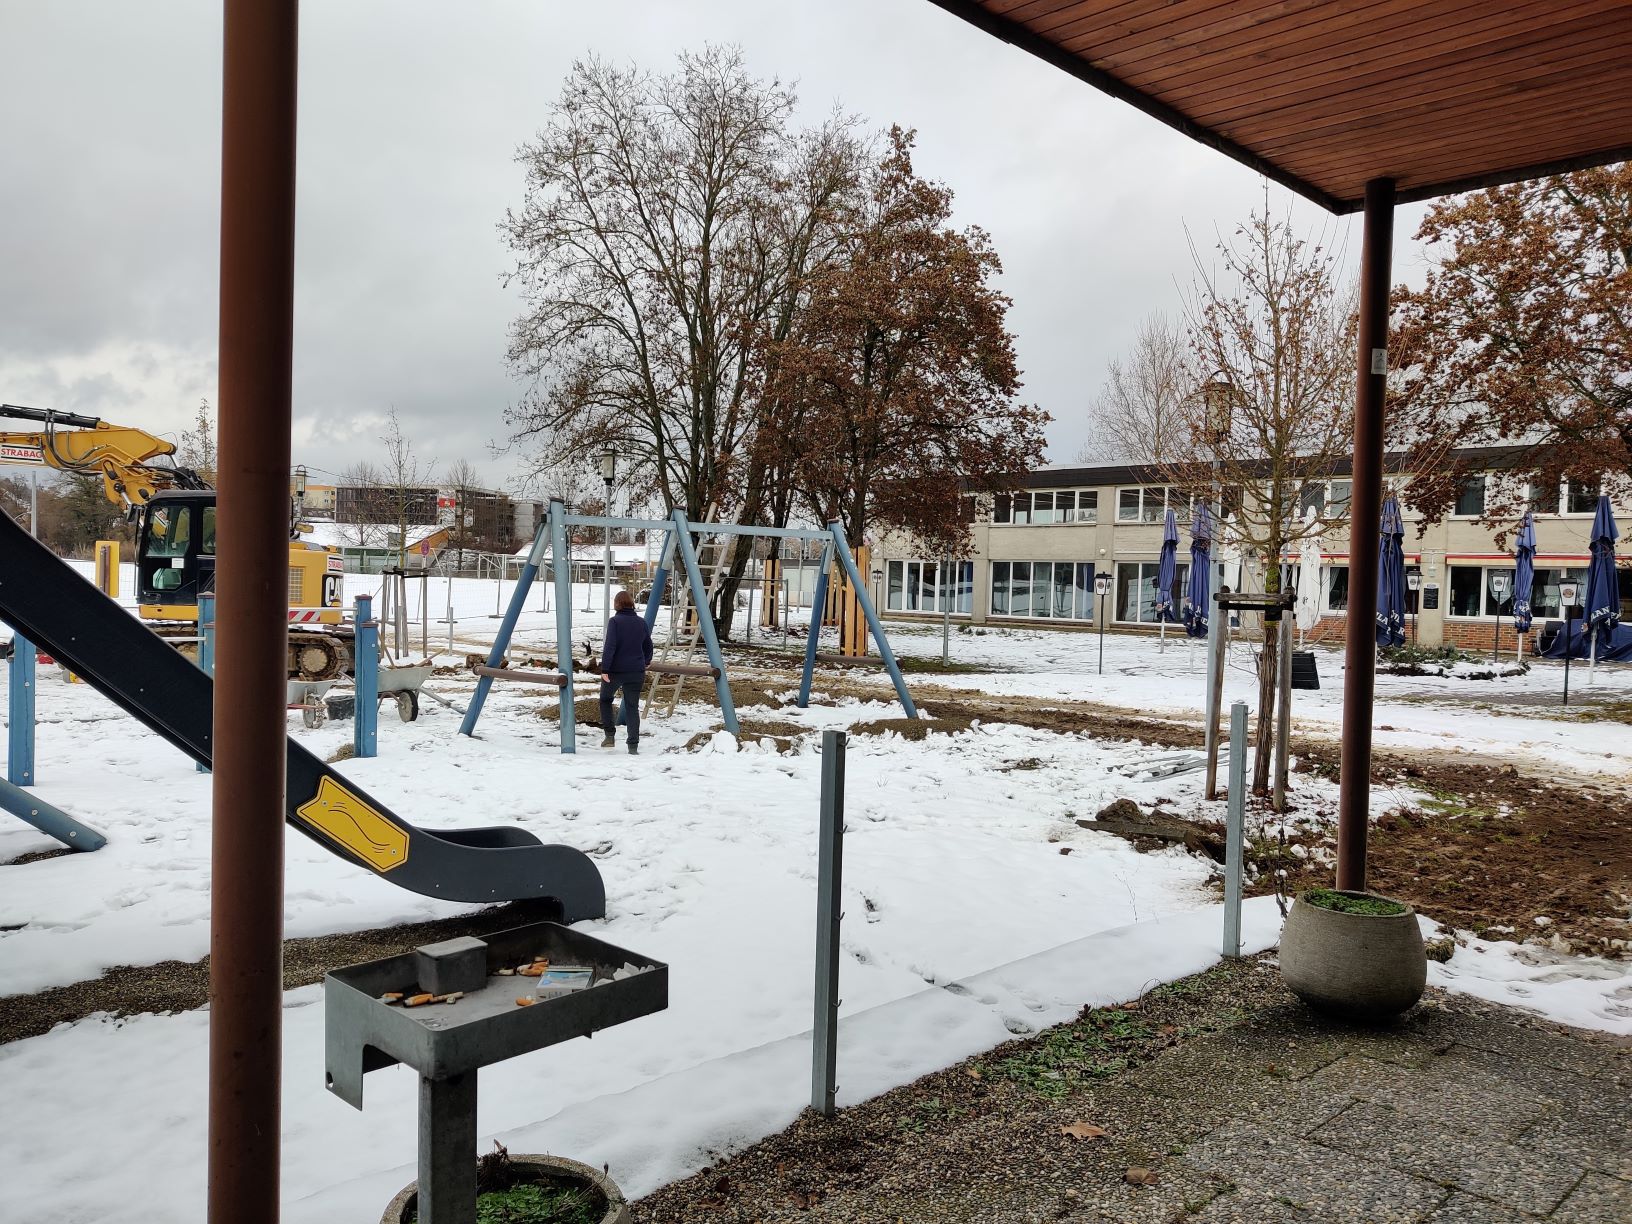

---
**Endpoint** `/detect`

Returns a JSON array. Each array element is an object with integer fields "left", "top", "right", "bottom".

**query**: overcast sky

[{"left": 2, "top": 0, "right": 1431, "bottom": 493}]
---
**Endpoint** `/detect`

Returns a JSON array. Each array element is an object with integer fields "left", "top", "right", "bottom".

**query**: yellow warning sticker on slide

[{"left": 294, "top": 777, "right": 410, "bottom": 872}]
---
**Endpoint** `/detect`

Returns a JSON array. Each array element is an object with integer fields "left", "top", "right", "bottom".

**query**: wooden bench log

[{"left": 473, "top": 665, "right": 569, "bottom": 688}]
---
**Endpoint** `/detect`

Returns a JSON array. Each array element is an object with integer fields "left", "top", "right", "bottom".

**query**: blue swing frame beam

[{"left": 458, "top": 505, "right": 917, "bottom": 749}]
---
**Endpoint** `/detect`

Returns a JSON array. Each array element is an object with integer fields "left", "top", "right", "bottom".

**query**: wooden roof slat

[
  {"left": 922, "top": 0, "right": 1632, "bottom": 210},
  {"left": 1109, "top": 0, "right": 1614, "bottom": 95},
  {"left": 1284, "top": 100, "right": 1632, "bottom": 186},
  {"left": 1183, "top": 13, "right": 1622, "bottom": 129},
  {"left": 1246, "top": 72, "right": 1632, "bottom": 163}
]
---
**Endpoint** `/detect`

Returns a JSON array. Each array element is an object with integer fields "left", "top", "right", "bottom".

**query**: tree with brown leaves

[
  {"left": 1392, "top": 165, "right": 1632, "bottom": 536},
  {"left": 764, "top": 128, "right": 1047, "bottom": 558}
]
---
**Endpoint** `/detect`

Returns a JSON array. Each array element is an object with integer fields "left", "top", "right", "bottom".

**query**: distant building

[{"left": 874, "top": 447, "right": 1631, "bottom": 651}]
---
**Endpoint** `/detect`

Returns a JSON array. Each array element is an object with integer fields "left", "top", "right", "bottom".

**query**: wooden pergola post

[
  {"left": 1335, "top": 176, "right": 1395, "bottom": 893},
  {"left": 209, "top": 1, "right": 298, "bottom": 1220}
]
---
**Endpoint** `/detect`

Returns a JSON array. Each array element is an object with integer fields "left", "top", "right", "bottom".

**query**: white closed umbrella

[{"left": 1295, "top": 508, "right": 1322, "bottom": 649}]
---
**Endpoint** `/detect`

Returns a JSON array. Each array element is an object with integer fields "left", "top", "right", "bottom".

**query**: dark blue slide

[{"left": 0, "top": 510, "right": 604, "bottom": 918}]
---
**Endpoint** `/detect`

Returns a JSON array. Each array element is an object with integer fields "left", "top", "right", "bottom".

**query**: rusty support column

[
  {"left": 209, "top": 2, "right": 298, "bottom": 1221},
  {"left": 1335, "top": 177, "right": 1394, "bottom": 893}
]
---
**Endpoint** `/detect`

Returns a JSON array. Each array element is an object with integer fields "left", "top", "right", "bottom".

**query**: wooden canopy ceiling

[{"left": 926, "top": 0, "right": 1632, "bottom": 213}]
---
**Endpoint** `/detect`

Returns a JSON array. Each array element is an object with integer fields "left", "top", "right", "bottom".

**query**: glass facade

[
  {"left": 1114, "top": 560, "right": 1190, "bottom": 623},
  {"left": 993, "top": 489, "right": 1098, "bottom": 525},
  {"left": 886, "top": 559, "right": 974, "bottom": 614},
  {"left": 990, "top": 560, "right": 1097, "bottom": 621}
]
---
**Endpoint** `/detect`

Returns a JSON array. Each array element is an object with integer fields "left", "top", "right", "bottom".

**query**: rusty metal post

[
  {"left": 210, "top": 3, "right": 298, "bottom": 1221},
  {"left": 1336, "top": 177, "right": 1394, "bottom": 894}
]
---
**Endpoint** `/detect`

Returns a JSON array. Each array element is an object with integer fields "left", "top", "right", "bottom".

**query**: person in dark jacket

[{"left": 600, "top": 589, "right": 653, "bottom": 753}]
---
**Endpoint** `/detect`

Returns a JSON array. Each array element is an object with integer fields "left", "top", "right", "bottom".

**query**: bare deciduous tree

[
  {"left": 1098, "top": 205, "right": 1355, "bottom": 796},
  {"left": 380, "top": 409, "right": 436, "bottom": 569},
  {"left": 1078, "top": 314, "right": 1189, "bottom": 464}
]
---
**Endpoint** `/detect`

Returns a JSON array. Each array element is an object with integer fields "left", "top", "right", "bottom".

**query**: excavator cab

[{"left": 137, "top": 490, "right": 216, "bottom": 617}]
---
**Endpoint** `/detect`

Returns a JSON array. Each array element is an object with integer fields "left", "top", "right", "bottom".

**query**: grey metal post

[
  {"left": 417, "top": 1070, "right": 477, "bottom": 1224},
  {"left": 29, "top": 469, "right": 38, "bottom": 536},
  {"left": 1203, "top": 593, "right": 1226, "bottom": 800},
  {"left": 941, "top": 556, "right": 951, "bottom": 665},
  {"left": 1223, "top": 700, "right": 1247, "bottom": 958},
  {"left": 1274, "top": 611, "right": 1293, "bottom": 811},
  {"left": 812, "top": 729, "right": 846, "bottom": 1117}
]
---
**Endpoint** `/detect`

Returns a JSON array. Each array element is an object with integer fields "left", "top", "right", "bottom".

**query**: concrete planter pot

[
  {"left": 1280, "top": 891, "right": 1426, "bottom": 1021},
  {"left": 382, "top": 1154, "right": 632, "bottom": 1224}
]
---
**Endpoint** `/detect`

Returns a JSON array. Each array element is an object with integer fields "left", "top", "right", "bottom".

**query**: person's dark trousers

[{"left": 600, "top": 671, "right": 644, "bottom": 747}]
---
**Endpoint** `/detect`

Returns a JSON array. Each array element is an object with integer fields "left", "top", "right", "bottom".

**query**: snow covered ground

[{"left": 1, "top": 565, "right": 1628, "bottom": 1221}]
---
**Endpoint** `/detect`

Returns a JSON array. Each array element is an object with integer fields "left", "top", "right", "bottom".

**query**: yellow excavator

[{"left": 1, "top": 403, "right": 350, "bottom": 680}]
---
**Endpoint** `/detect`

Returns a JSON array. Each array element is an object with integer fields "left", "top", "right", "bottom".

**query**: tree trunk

[{"left": 1253, "top": 561, "right": 1282, "bottom": 795}]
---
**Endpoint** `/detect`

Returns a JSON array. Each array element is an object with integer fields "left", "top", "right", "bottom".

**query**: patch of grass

[
  {"left": 412, "top": 1181, "right": 604, "bottom": 1224},
  {"left": 1302, "top": 888, "right": 1408, "bottom": 917},
  {"left": 1425, "top": 936, "right": 1455, "bottom": 963},
  {"left": 982, "top": 1008, "right": 1155, "bottom": 1098},
  {"left": 893, "top": 655, "right": 998, "bottom": 676}
]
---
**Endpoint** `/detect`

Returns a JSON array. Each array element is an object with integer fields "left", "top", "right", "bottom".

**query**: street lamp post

[
  {"left": 1406, "top": 570, "right": 1421, "bottom": 644},
  {"left": 600, "top": 448, "right": 617, "bottom": 623},
  {"left": 1095, "top": 572, "right": 1112, "bottom": 675}
]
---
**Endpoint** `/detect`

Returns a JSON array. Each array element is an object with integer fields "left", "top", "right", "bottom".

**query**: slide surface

[{"left": 0, "top": 512, "right": 604, "bottom": 917}]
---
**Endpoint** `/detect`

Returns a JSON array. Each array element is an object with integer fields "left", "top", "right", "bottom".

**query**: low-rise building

[{"left": 874, "top": 447, "right": 1630, "bottom": 650}]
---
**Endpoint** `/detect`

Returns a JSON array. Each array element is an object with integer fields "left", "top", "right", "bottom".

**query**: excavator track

[{"left": 151, "top": 623, "right": 351, "bottom": 683}]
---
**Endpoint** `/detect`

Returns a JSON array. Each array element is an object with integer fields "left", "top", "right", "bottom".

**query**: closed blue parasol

[
  {"left": 1183, "top": 504, "right": 1213, "bottom": 638},
  {"left": 1512, "top": 512, "right": 1536, "bottom": 650},
  {"left": 1583, "top": 493, "right": 1621, "bottom": 674},
  {"left": 1375, "top": 493, "right": 1406, "bottom": 648},
  {"left": 1155, "top": 508, "right": 1179, "bottom": 635}
]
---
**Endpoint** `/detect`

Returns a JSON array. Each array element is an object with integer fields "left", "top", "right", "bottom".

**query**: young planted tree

[
  {"left": 1078, "top": 314, "right": 1189, "bottom": 464},
  {"left": 765, "top": 128, "right": 1047, "bottom": 559},
  {"left": 1392, "top": 164, "right": 1632, "bottom": 533},
  {"left": 1121, "top": 207, "right": 1355, "bottom": 796}
]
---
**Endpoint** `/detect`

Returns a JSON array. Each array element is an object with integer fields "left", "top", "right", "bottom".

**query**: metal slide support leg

[
  {"left": 626, "top": 531, "right": 674, "bottom": 729},
  {"left": 354, "top": 596, "right": 379, "bottom": 759},
  {"left": 0, "top": 775, "right": 107, "bottom": 852},
  {"left": 459, "top": 518, "right": 549, "bottom": 737},
  {"left": 8, "top": 634, "right": 35, "bottom": 786},
  {"left": 417, "top": 1071, "right": 478, "bottom": 1224},
  {"left": 828, "top": 526, "right": 918, "bottom": 718},
  {"left": 812, "top": 729, "right": 846, "bottom": 1116},
  {"left": 1223, "top": 701, "right": 1247, "bottom": 958},
  {"left": 551, "top": 501, "right": 577, "bottom": 752},
  {"left": 197, "top": 593, "right": 215, "bottom": 774},
  {"left": 798, "top": 543, "right": 834, "bottom": 709},
  {"left": 670, "top": 510, "right": 738, "bottom": 736},
  {"left": 1274, "top": 611, "right": 1293, "bottom": 810},
  {"left": 1203, "top": 595, "right": 1226, "bottom": 801}
]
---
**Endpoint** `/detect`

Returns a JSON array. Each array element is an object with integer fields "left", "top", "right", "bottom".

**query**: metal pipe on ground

[
  {"left": 211, "top": 3, "right": 297, "bottom": 1218},
  {"left": 1336, "top": 178, "right": 1395, "bottom": 894}
]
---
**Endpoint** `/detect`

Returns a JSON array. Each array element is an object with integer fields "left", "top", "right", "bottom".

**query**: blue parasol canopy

[
  {"left": 1583, "top": 493, "right": 1621, "bottom": 652},
  {"left": 1511, "top": 512, "right": 1536, "bottom": 634},
  {"left": 1183, "top": 504, "right": 1213, "bottom": 638},
  {"left": 1155, "top": 509, "right": 1179, "bottom": 624},
  {"left": 1375, "top": 493, "right": 1406, "bottom": 648}
]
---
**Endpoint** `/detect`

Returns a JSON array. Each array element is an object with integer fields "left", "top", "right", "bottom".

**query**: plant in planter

[
  {"left": 390, "top": 1143, "right": 631, "bottom": 1224},
  {"left": 1279, "top": 888, "right": 1427, "bottom": 1020}
]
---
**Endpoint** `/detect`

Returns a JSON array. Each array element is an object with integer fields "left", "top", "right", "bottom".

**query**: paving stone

[
  {"left": 1311, "top": 1101, "right": 1582, "bottom": 1216},
  {"left": 1180, "top": 1188, "right": 1322, "bottom": 1222},
  {"left": 1548, "top": 1170, "right": 1632, "bottom": 1224},
  {"left": 1516, "top": 1114, "right": 1632, "bottom": 1182},
  {"left": 1442, "top": 1011, "right": 1626, "bottom": 1085},
  {"left": 1178, "top": 1120, "right": 1445, "bottom": 1224},
  {"left": 1418, "top": 1190, "right": 1540, "bottom": 1223},
  {"left": 1303, "top": 1052, "right": 1552, "bottom": 1138}
]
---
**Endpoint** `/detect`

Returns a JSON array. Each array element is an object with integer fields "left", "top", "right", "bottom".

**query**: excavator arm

[{"left": 0, "top": 403, "right": 206, "bottom": 515}]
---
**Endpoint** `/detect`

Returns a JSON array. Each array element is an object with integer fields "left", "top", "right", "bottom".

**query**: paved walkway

[{"left": 636, "top": 960, "right": 1632, "bottom": 1223}]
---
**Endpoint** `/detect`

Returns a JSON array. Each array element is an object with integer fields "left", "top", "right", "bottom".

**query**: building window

[
  {"left": 994, "top": 488, "right": 1098, "bottom": 526},
  {"left": 1329, "top": 481, "right": 1352, "bottom": 515},
  {"left": 1323, "top": 565, "right": 1349, "bottom": 613},
  {"left": 1453, "top": 475, "right": 1486, "bottom": 518},
  {"left": 1032, "top": 491, "right": 1056, "bottom": 525},
  {"left": 1117, "top": 487, "right": 1167, "bottom": 524},
  {"left": 1073, "top": 490, "right": 1098, "bottom": 524},
  {"left": 1011, "top": 492, "right": 1031, "bottom": 525},
  {"left": 989, "top": 560, "right": 1096, "bottom": 621},
  {"left": 1529, "top": 567, "right": 1589, "bottom": 619},
  {"left": 1564, "top": 479, "right": 1600, "bottom": 515},
  {"left": 1113, "top": 560, "right": 1190, "bottom": 624},
  {"left": 886, "top": 560, "right": 974, "bottom": 614},
  {"left": 1447, "top": 565, "right": 1518, "bottom": 618}
]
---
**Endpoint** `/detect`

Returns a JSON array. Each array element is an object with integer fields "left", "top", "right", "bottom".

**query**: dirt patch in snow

[{"left": 0, "top": 899, "right": 559, "bottom": 1046}]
